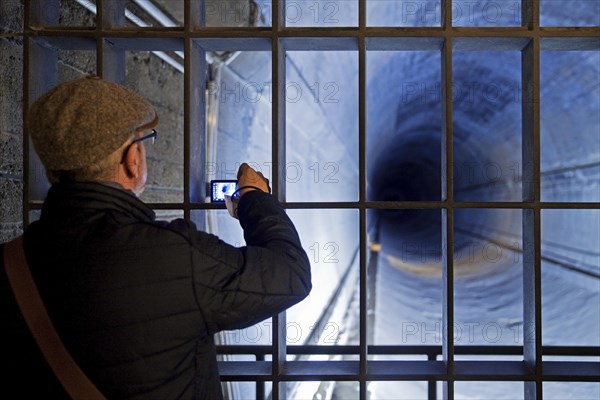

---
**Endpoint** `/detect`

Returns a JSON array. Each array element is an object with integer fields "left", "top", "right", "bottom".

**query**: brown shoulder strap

[{"left": 3, "top": 236, "right": 106, "bottom": 400}]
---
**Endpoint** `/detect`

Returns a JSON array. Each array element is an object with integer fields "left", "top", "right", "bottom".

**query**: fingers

[
  {"left": 237, "top": 163, "right": 250, "bottom": 180},
  {"left": 255, "top": 171, "right": 270, "bottom": 188},
  {"left": 236, "top": 163, "right": 271, "bottom": 194}
]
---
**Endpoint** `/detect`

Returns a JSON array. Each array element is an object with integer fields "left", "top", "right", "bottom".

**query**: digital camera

[{"left": 210, "top": 180, "right": 237, "bottom": 203}]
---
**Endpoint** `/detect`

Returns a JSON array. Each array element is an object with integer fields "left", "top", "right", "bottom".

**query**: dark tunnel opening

[
  {"left": 368, "top": 132, "right": 442, "bottom": 260},
  {"left": 367, "top": 121, "right": 514, "bottom": 273},
  {"left": 366, "top": 50, "right": 526, "bottom": 274}
]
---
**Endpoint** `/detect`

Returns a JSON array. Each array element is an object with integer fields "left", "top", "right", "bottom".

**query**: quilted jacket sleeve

[{"left": 186, "top": 190, "right": 312, "bottom": 334}]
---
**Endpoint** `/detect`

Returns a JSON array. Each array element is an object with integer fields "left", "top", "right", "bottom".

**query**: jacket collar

[{"left": 41, "top": 181, "right": 156, "bottom": 222}]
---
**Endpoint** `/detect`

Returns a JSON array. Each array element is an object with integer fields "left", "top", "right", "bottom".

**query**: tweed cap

[{"left": 28, "top": 76, "right": 159, "bottom": 170}]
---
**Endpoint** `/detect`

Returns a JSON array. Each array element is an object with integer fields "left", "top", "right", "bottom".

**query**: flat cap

[{"left": 28, "top": 76, "right": 159, "bottom": 171}]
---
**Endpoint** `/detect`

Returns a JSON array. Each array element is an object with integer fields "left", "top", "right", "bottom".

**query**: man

[{"left": 0, "top": 76, "right": 311, "bottom": 399}]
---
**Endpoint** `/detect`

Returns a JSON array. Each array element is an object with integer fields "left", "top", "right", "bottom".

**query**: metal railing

[{"left": 217, "top": 345, "right": 600, "bottom": 399}]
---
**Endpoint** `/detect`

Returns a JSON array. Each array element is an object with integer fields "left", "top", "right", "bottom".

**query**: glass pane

[
  {"left": 454, "top": 209, "right": 523, "bottom": 347},
  {"left": 542, "top": 209, "right": 600, "bottom": 346},
  {"left": 543, "top": 382, "right": 600, "bottom": 399},
  {"left": 453, "top": 0, "right": 522, "bottom": 26},
  {"left": 257, "top": 0, "right": 273, "bottom": 26},
  {"left": 153, "top": 209, "right": 184, "bottom": 222},
  {"left": 58, "top": 49, "right": 97, "bottom": 81},
  {"left": 544, "top": 355, "right": 600, "bottom": 362},
  {"left": 204, "top": 0, "right": 272, "bottom": 27},
  {"left": 207, "top": 51, "right": 272, "bottom": 189},
  {"left": 126, "top": 0, "right": 183, "bottom": 27},
  {"left": 540, "top": 50, "right": 600, "bottom": 202},
  {"left": 286, "top": 50, "right": 359, "bottom": 202},
  {"left": 284, "top": 0, "right": 358, "bottom": 27},
  {"left": 125, "top": 50, "right": 184, "bottom": 203},
  {"left": 367, "top": 209, "right": 442, "bottom": 354},
  {"left": 453, "top": 50, "right": 522, "bottom": 202},
  {"left": 332, "top": 381, "right": 360, "bottom": 399},
  {"left": 221, "top": 382, "right": 260, "bottom": 400},
  {"left": 455, "top": 381, "right": 524, "bottom": 399},
  {"left": 286, "top": 209, "right": 359, "bottom": 346},
  {"left": 454, "top": 354, "right": 522, "bottom": 361},
  {"left": 218, "top": 319, "right": 273, "bottom": 346},
  {"left": 1, "top": 0, "right": 24, "bottom": 32},
  {"left": 367, "top": 0, "right": 441, "bottom": 27},
  {"left": 367, "top": 50, "right": 441, "bottom": 202},
  {"left": 28, "top": 0, "right": 96, "bottom": 27},
  {"left": 541, "top": 0, "right": 600, "bottom": 26},
  {"left": 28, "top": 210, "right": 42, "bottom": 224},
  {"left": 368, "top": 381, "right": 429, "bottom": 399},
  {"left": 289, "top": 381, "right": 359, "bottom": 400},
  {"left": 39, "top": 0, "right": 97, "bottom": 26}
]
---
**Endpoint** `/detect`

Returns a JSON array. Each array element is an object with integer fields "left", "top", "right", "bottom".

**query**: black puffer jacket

[{"left": 0, "top": 182, "right": 311, "bottom": 399}]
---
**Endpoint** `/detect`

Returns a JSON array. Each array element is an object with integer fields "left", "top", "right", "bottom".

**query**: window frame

[{"left": 22, "top": 1, "right": 600, "bottom": 399}]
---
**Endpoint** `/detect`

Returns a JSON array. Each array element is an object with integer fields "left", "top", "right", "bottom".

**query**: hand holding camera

[
  {"left": 222, "top": 163, "right": 271, "bottom": 219},
  {"left": 236, "top": 163, "right": 270, "bottom": 196}
]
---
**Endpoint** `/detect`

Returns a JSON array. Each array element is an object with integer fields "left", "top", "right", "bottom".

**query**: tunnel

[
  {"left": 152, "top": 1, "right": 598, "bottom": 398},
  {"left": 365, "top": 48, "right": 525, "bottom": 273},
  {"left": 210, "top": 28, "right": 598, "bottom": 400}
]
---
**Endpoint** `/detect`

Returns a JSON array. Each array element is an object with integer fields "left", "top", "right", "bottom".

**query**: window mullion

[
  {"left": 358, "top": 1, "right": 368, "bottom": 397},
  {"left": 442, "top": 207, "right": 455, "bottom": 399},
  {"left": 522, "top": 2, "right": 542, "bottom": 395},
  {"left": 442, "top": 0, "right": 454, "bottom": 398},
  {"left": 271, "top": 2, "right": 287, "bottom": 399},
  {"left": 185, "top": 40, "right": 206, "bottom": 220},
  {"left": 188, "top": 0, "right": 205, "bottom": 28}
]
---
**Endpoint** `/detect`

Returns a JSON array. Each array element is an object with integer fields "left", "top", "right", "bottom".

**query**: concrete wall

[
  {"left": 0, "top": 0, "right": 24, "bottom": 243},
  {"left": 0, "top": 0, "right": 187, "bottom": 236}
]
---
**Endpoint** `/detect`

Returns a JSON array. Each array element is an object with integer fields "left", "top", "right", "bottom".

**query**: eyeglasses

[
  {"left": 133, "top": 129, "right": 157, "bottom": 145},
  {"left": 120, "top": 129, "right": 157, "bottom": 164}
]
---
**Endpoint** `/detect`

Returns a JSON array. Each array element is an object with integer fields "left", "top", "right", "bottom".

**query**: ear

[{"left": 123, "top": 143, "right": 140, "bottom": 179}]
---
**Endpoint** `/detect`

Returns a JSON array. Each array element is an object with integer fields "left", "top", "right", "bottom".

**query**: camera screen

[{"left": 211, "top": 180, "right": 237, "bottom": 202}]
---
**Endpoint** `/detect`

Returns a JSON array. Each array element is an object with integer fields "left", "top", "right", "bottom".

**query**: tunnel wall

[{"left": 210, "top": 48, "right": 361, "bottom": 348}]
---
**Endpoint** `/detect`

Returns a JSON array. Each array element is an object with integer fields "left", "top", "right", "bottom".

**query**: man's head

[{"left": 28, "top": 76, "right": 158, "bottom": 195}]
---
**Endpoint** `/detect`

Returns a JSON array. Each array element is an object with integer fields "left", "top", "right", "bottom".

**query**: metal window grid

[{"left": 20, "top": 1, "right": 600, "bottom": 399}]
